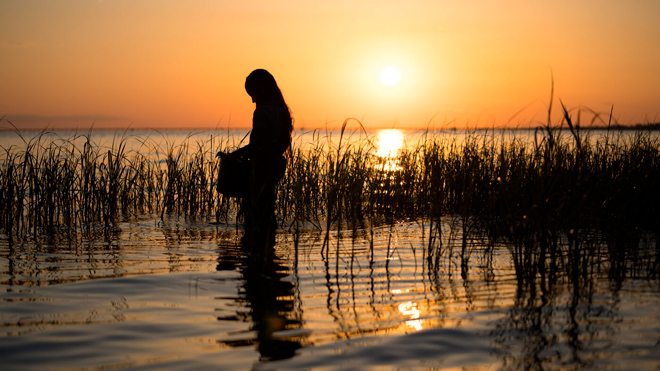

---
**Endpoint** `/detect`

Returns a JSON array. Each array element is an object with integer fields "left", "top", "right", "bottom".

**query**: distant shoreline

[{"left": 1, "top": 123, "right": 659, "bottom": 132}]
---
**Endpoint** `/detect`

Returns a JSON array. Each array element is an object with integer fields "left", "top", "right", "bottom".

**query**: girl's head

[
  {"left": 245, "top": 69, "right": 294, "bottom": 155},
  {"left": 245, "top": 69, "right": 282, "bottom": 103}
]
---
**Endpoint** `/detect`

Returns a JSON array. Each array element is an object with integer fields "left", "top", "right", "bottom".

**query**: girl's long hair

[{"left": 245, "top": 69, "right": 293, "bottom": 160}]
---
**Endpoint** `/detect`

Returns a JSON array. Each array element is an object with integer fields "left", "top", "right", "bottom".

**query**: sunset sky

[{"left": 1, "top": 0, "right": 659, "bottom": 130}]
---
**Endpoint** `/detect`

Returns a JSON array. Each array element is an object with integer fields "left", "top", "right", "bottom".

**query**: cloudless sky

[{"left": 1, "top": 0, "right": 659, "bottom": 130}]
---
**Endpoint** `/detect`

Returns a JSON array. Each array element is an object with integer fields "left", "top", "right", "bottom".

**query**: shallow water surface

[{"left": 1, "top": 218, "right": 659, "bottom": 370}]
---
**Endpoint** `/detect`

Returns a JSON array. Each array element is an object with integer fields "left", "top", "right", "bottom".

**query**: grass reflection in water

[{"left": 2, "top": 217, "right": 656, "bottom": 370}]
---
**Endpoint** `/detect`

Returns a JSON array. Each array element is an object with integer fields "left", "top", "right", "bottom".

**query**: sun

[{"left": 379, "top": 66, "right": 402, "bottom": 86}]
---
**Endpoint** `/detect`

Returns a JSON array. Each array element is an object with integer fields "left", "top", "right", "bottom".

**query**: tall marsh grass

[
  {"left": 0, "top": 129, "right": 239, "bottom": 241},
  {"left": 1, "top": 118, "right": 659, "bottom": 281}
]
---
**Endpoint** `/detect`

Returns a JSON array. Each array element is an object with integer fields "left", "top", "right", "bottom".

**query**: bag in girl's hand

[{"left": 216, "top": 153, "right": 250, "bottom": 198}]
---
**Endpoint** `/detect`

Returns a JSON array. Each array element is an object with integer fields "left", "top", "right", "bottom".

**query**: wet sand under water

[{"left": 1, "top": 217, "right": 659, "bottom": 370}]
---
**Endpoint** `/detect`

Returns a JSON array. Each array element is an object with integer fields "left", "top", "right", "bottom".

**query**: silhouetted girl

[{"left": 223, "top": 69, "right": 293, "bottom": 245}]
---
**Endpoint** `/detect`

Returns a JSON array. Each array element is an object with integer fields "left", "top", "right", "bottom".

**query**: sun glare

[{"left": 379, "top": 66, "right": 402, "bottom": 86}]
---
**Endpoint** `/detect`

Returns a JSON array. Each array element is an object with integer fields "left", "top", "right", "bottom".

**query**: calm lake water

[
  {"left": 1, "top": 128, "right": 659, "bottom": 370},
  {"left": 1, "top": 217, "right": 659, "bottom": 370}
]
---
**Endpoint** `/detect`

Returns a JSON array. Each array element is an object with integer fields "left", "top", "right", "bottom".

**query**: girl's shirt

[{"left": 234, "top": 100, "right": 289, "bottom": 178}]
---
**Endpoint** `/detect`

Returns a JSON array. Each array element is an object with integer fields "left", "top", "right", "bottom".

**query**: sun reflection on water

[
  {"left": 375, "top": 129, "right": 404, "bottom": 171},
  {"left": 376, "top": 129, "right": 404, "bottom": 158},
  {"left": 398, "top": 301, "right": 424, "bottom": 331}
]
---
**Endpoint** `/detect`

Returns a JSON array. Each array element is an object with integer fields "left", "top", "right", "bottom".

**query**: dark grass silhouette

[{"left": 1, "top": 113, "right": 659, "bottom": 282}]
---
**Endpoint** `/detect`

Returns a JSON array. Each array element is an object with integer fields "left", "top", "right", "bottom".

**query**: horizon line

[{"left": 2, "top": 122, "right": 659, "bottom": 133}]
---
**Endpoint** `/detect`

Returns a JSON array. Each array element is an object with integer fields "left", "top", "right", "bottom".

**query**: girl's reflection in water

[{"left": 216, "top": 234, "right": 302, "bottom": 361}]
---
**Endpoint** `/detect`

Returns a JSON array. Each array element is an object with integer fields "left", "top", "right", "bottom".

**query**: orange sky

[{"left": 1, "top": 0, "right": 659, "bottom": 130}]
